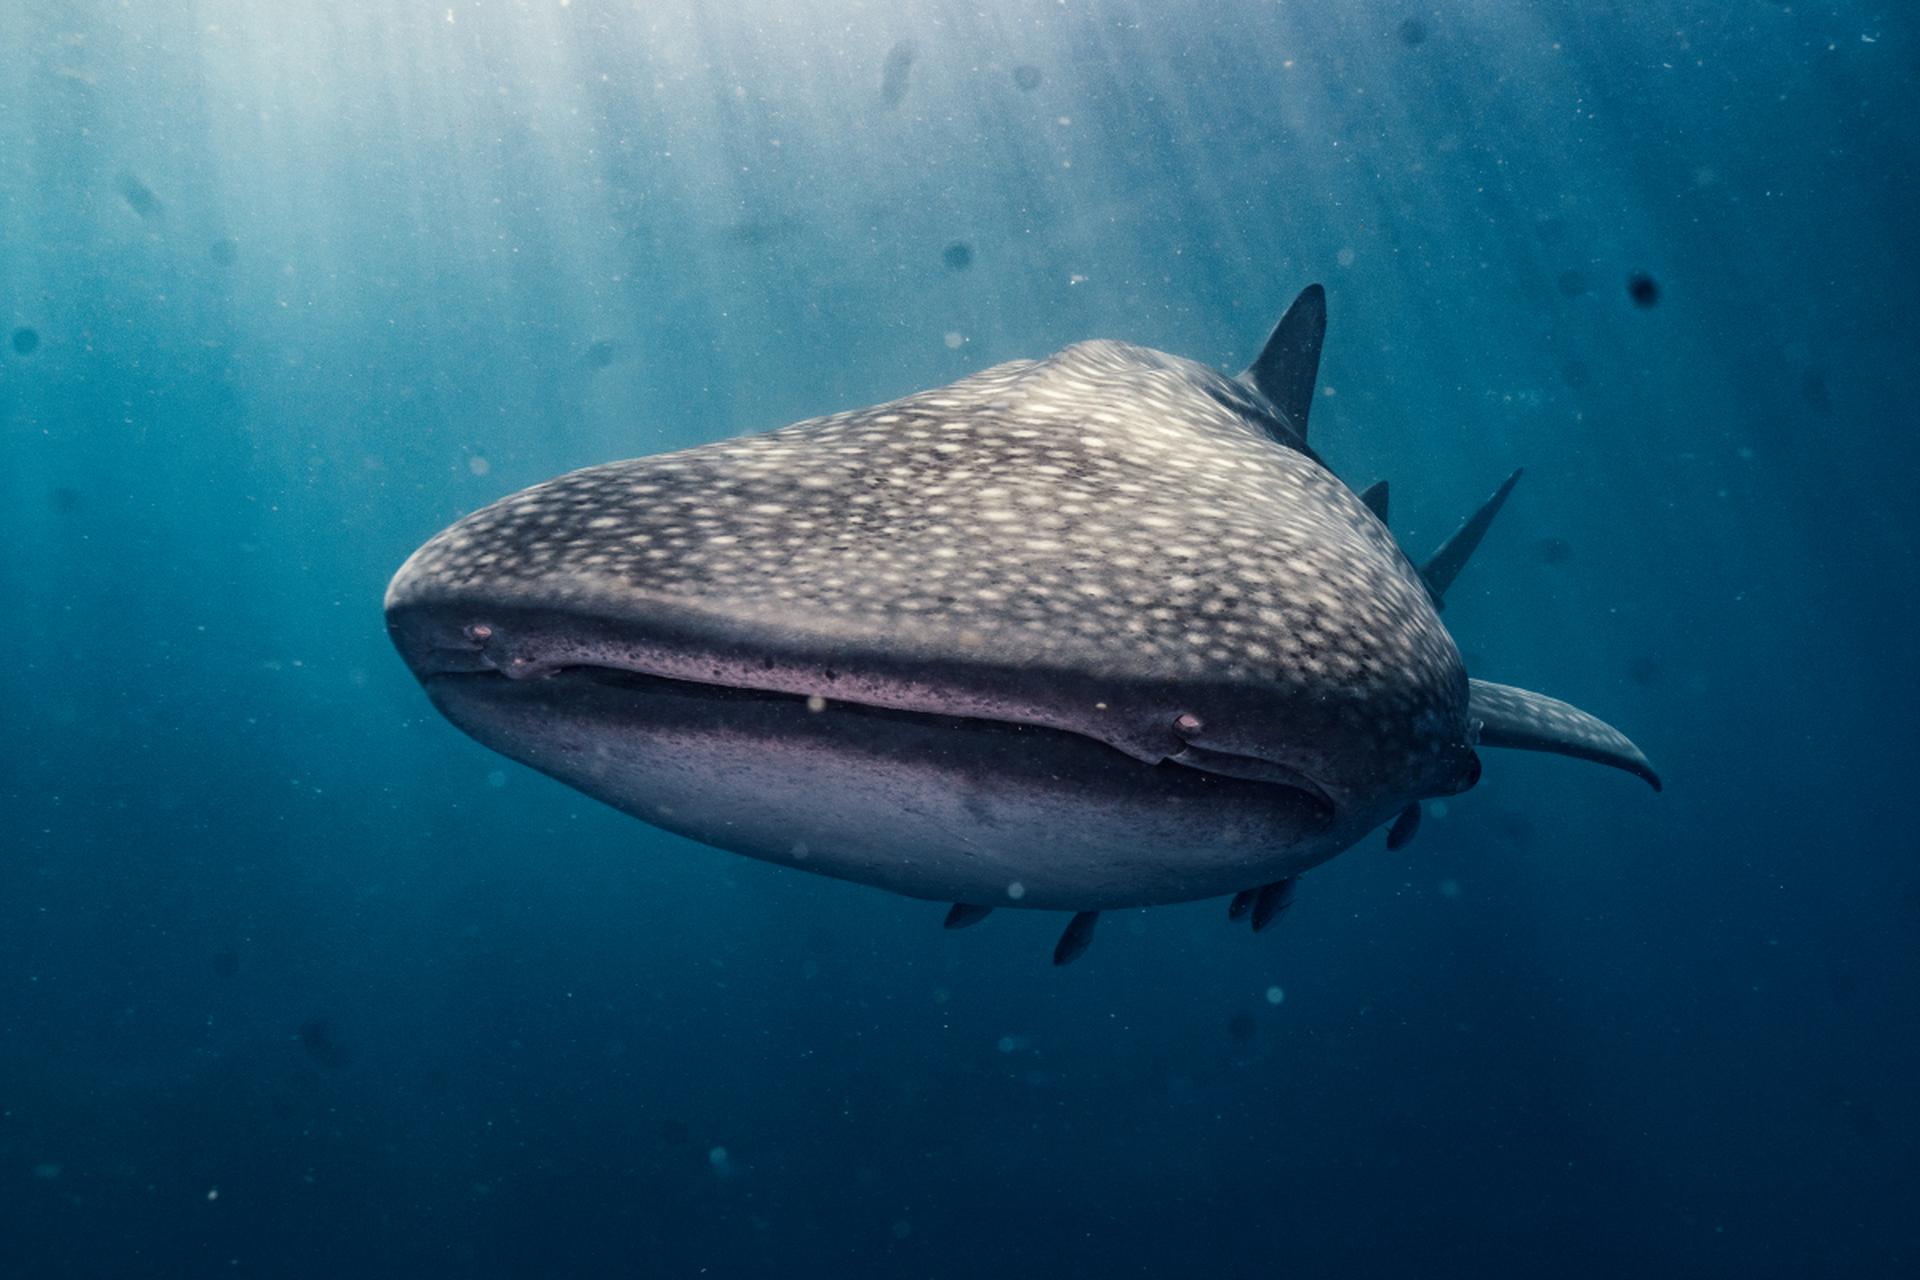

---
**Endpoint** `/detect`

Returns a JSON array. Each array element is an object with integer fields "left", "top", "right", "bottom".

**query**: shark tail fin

[
  {"left": 1419, "top": 468, "right": 1523, "bottom": 609},
  {"left": 1236, "top": 284, "right": 1326, "bottom": 440},
  {"left": 1469, "top": 679, "right": 1662, "bottom": 791}
]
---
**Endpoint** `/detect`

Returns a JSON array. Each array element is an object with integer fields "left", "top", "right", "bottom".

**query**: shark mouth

[
  {"left": 413, "top": 658, "right": 1345, "bottom": 915},
  {"left": 387, "top": 600, "right": 1354, "bottom": 813},
  {"left": 415, "top": 646, "right": 1344, "bottom": 822}
]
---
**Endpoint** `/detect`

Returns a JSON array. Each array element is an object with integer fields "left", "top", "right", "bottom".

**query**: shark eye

[
  {"left": 464, "top": 624, "right": 493, "bottom": 643},
  {"left": 1174, "top": 713, "right": 1204, "bottom": 735}
]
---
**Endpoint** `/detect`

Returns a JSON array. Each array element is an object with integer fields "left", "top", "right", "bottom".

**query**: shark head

[{"left": 386, "top": 286, "right": 1657, "bottom": 950}]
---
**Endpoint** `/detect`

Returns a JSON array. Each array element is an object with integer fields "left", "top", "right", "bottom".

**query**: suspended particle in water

[
  {"left": 1800, "top": 367, "right": 1829, "bottom": 412},
  {"left": 297, "top": 1018, "right": 353, "bottom": 1069},
  {"left": 881, "top": 41, "right": 916, "bottom": 109},
  {"left": 1495, "top": 811, "right": 1538, "bottom": 847},
  {"left": 1013, "top": 64, "right": 1044, "bottom": 91},
  {"left": 11, "top": 326, "right": 39, "bottom": 355},
  {"left": 1627, "top": 271, "right": 1661, "bottom": 307},
  {"left": 115, "top": 171, "right": 163, "bottom": 219},
  {"left": 942, "top": 241, "right": 973, "bottom": 270}
]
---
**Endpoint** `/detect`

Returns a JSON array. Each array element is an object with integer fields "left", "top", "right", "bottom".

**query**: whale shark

[{"left": 386, "top": 285, "right": 1659, "bottom": 964}]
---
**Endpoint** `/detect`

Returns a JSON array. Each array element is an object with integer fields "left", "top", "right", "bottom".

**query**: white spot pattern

[{"left": 391, "top": 339, "right": 1470, "bottom": 792}]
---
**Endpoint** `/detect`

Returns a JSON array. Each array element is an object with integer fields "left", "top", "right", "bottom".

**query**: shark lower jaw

[{"left": 416, "top": 664, "right": 1345, "bottom": 910}]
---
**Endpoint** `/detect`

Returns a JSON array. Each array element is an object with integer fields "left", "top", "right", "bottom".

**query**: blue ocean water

[{"left": 3, "top": 0, "right": 1915, "bottom": 1275}]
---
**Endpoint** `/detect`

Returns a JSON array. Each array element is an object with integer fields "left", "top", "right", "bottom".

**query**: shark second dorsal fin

[
  {"left": 1420, "top": 468, "right": 1522, "bottom": 609},
  {"left": 1469, "top": 679, "right": 1662, "bottom": 791},
  {"left": 1357, "top": 480, "right": 1389, "bottom": 523},
  {"left": 1237, "top": 284, "right": 1326, "bottom": 440}
]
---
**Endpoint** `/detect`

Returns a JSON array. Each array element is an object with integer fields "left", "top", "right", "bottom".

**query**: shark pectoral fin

[
  {"left": 1358, "top": 480, "right": 1389, "bottom": 524},
  {"left": 1053, "top": 911, "right": 1101, "bottom": 966},
  {"left": 1468, "top": 679, "right": 1662, "bottom": 792},
  {"left": 944, "top": 903, "right": 995, "bottom": 929},
  {"left": 1385, "top": 801, "right": 1422, "bottom": 850},
  {"left": 1419, "top": 468, "right": 1523, "bottom": 609},
  {"left": 1236, "top": 283, "right": 1326, "bottom": 440},
  {"left": 1250, "top": 876, "right": 1300, "bottom": 932}
]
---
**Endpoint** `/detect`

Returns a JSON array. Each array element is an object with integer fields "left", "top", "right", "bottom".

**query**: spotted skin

[
  {"left": 386, "top": 292, "right": 1655, "bottom": 919},
  {"left": 390, "top": 340, "right": 1471, "bottom": 807},
  {"left": 1468, "top": 680, "right": 1661, "bottom": 790}
]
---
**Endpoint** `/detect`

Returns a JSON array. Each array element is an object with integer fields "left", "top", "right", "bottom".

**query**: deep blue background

[{"left": 3, "top": 1, "right": 1915, "bottom": 1275}]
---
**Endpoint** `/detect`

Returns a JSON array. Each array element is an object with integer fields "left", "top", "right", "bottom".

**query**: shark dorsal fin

[
  {"left": 1357, "top": 480, "right": 1389, "bottom": 523},
  {"left": 1236, "top": 284, "right": 1326, "bottom": 440},
  {"left": 1420, "top": 468, "right": 1522, "bottom": 609}
]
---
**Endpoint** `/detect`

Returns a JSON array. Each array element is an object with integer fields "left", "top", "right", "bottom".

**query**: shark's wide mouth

[
  {"left": 418, "top": 661, "right": 1349, "bottom": 909},
  {"left": 387, "top": 599, "right": 1363, "bottom": 808},
  {"left": 423, "top": 662, "right": 1343, "bottom": 824}
]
